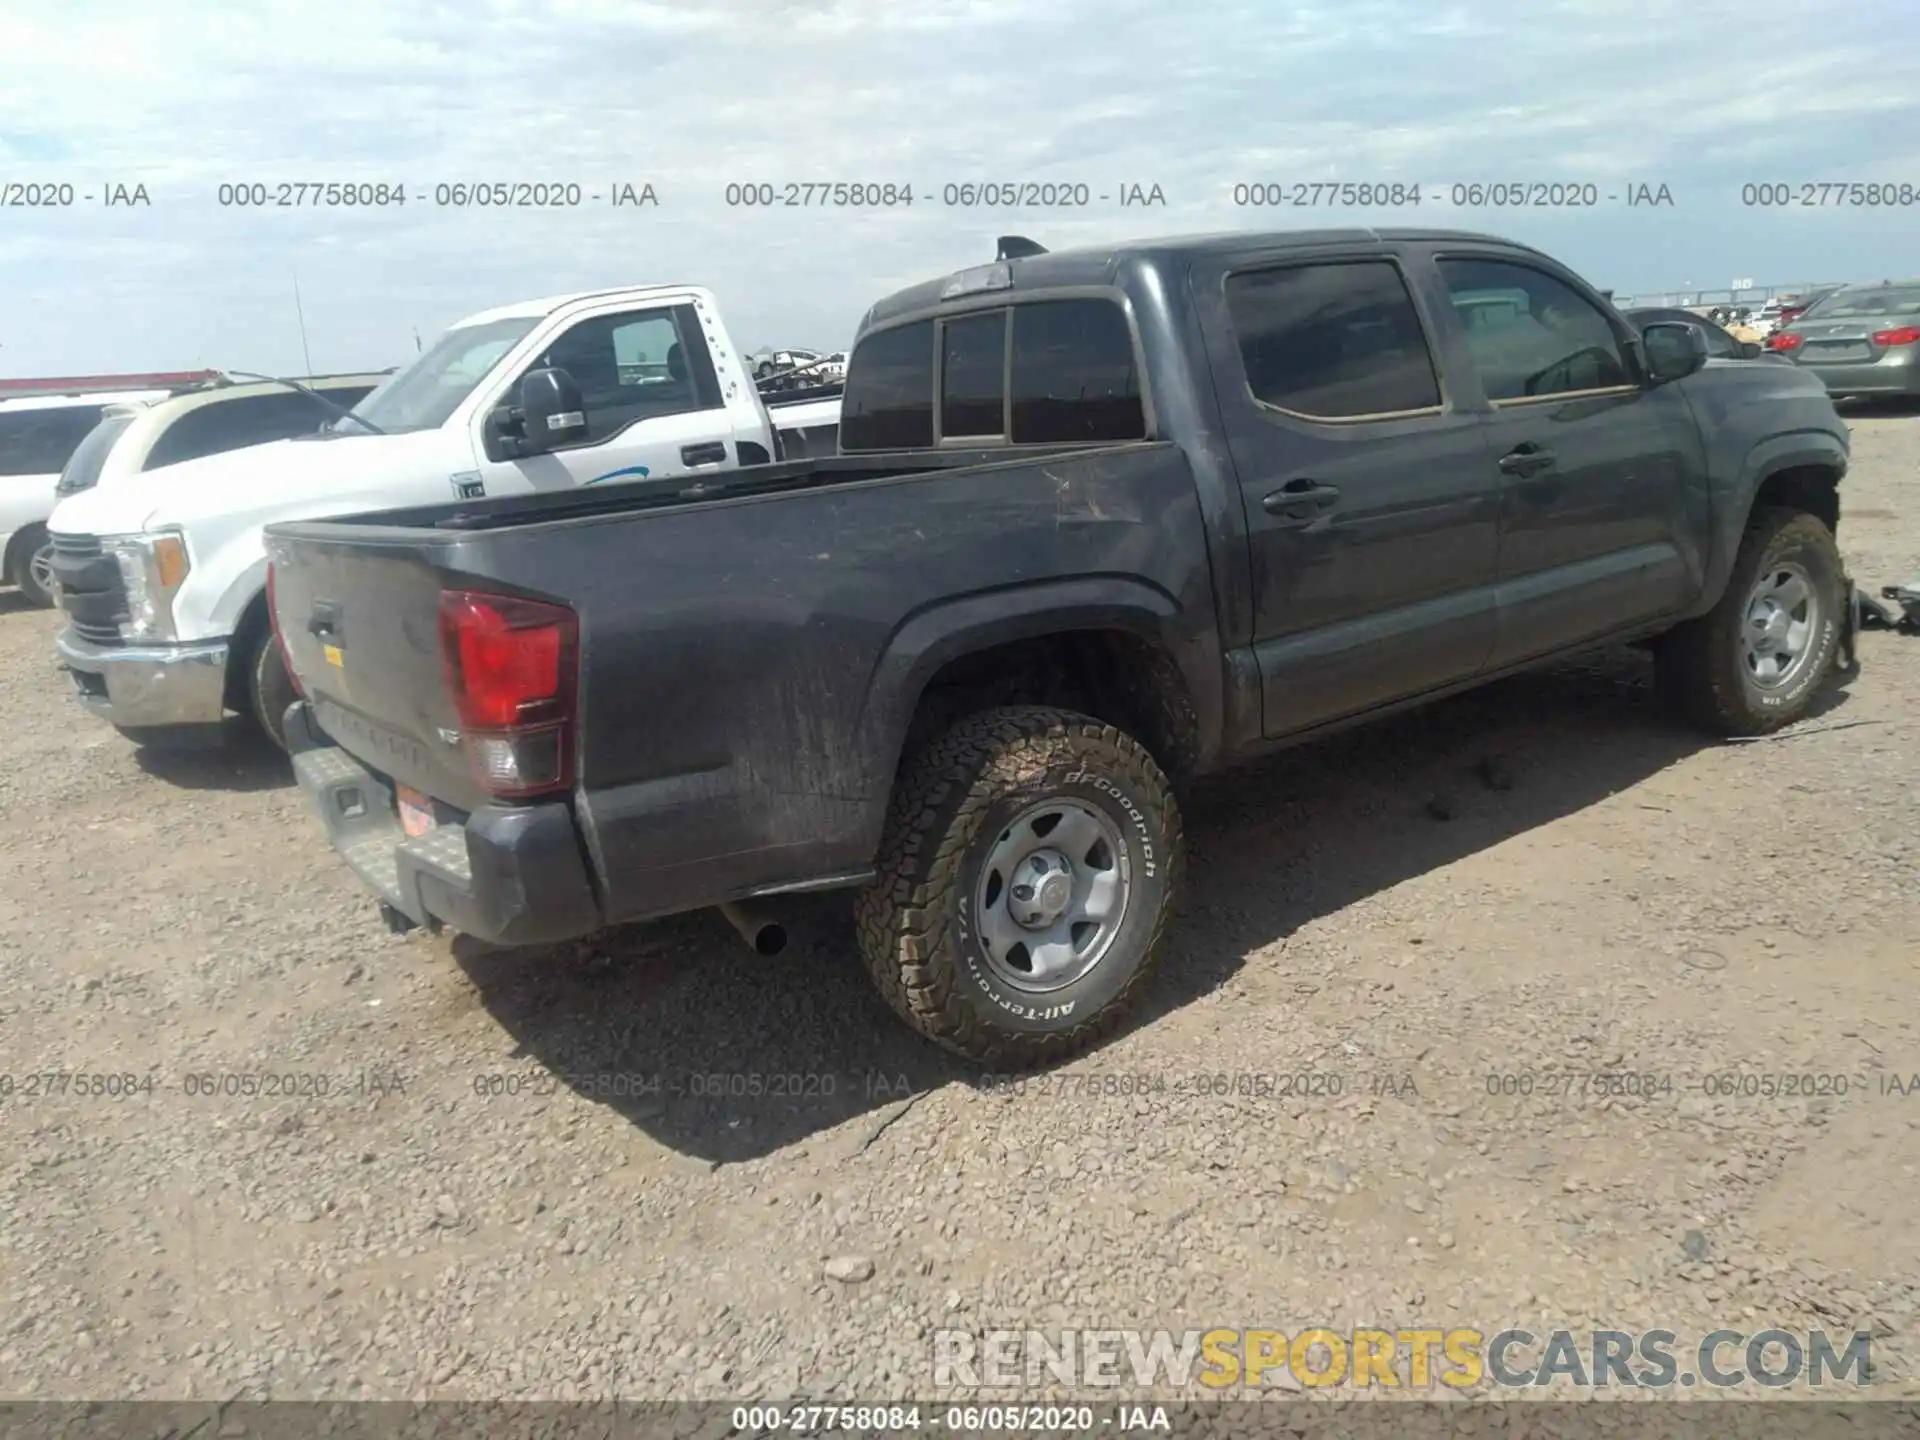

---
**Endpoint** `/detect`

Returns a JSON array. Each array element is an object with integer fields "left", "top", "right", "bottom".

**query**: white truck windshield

[{"left": 349, "top": 317, "right": 539, "bottom": 434}]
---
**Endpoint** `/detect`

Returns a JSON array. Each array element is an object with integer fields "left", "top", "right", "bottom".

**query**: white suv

[
  {"left": 1, "top": 389, "right": 172, "bottom": 606},
  {"left": 52, "top": 373, "right": 387, "bottom": 502}
]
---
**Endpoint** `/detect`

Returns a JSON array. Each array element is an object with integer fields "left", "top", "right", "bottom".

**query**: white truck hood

[{"left": 48, "top": 430, "right": 457, "bottom": 537}]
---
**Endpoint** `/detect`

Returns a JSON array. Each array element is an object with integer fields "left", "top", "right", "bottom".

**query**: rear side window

[
  {"left": 1009, "top": 300, "right": 1145, "bottom": 443},
  {"left": 0, "top": 405, "right": 106, "bottom": 476},
  {"left": 143, "top": 390, "right": 334, "bottom": 470},
  {"left": 54, "top": 411, "right": 136, "bottom": 493},
  {"left": 940, "top": 311, "right": 1008, "bottom": 438},
  {"left": 840, "top": 321, "right": 934, "bottom": 449},
  {"left": 1225, "top": 262, "right": 1442, "bottom": 419}
]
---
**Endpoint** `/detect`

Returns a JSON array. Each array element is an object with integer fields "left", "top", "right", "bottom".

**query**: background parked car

[
  {"left": 1750, "top": 299, "right": 1786, "bottom": 337},
  {"left": 1765, "top": 279, "right": 1920, "bottom": 400},
  {"left": 1, "top": 387, "right": 175, "bottom": 606},
  {"left": 751, "top": 348, "right": 823, "bottom": 382},
  {"left": 51, "top": 373, "right": 386, "bottom": 503},
  {"left": 1776, "top": 288, "right": 1840, "bottom": 330}
]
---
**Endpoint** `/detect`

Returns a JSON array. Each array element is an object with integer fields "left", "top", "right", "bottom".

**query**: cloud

[{"left": 0, "top": 0, "right": 1916, "bottom": 372}]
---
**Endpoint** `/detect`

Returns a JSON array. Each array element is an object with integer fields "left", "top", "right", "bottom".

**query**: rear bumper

[
  {"left": 1797, "top": 351, "right": 1920, "bottom": 395},
  {"left": 286, "top": 702, "right": 603, "bottom": 947},
  {"left": 54, "top": 628, "right": 231, "bottom": 730}
]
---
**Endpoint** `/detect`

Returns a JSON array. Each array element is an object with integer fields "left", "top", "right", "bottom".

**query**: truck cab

[{"left": 49, "top": 284, "right": 839, "bottom": 751}]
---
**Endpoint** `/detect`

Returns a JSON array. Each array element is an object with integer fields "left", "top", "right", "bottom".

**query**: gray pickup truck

[{"left": 264, "top": 227, "right": 1854, "bottom": 1068}]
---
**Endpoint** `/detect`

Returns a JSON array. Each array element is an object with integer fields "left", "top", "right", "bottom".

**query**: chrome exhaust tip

[{"left": 718, "top": 900, "right": 788, "bottom": 956}]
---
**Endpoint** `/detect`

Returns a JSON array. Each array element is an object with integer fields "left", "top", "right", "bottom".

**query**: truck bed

[{"left": 265, "top": 439, "right": 1224, "bottom": 932}]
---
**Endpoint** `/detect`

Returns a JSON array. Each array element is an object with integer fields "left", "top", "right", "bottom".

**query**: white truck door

[{"left": 470, "top": 300, "right": 742, "bottom": 494}]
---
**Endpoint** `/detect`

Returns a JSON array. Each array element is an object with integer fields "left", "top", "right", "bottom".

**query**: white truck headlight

[{"left": 100, "top": 531, "right": 191, "bottom": 642}]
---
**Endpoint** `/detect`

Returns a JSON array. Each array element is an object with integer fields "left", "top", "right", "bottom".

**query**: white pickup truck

[{"left": 50, "top": 284, "right": 842, "bottom": 750}]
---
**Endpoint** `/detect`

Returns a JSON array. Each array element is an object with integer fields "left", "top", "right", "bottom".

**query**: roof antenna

[{"left": 996, "top": 235, "right": 1047, "bottom": 261}]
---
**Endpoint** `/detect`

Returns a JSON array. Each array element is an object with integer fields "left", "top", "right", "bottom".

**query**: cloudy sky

[{"left": 2, "top": 0, "right": 1917, "bottom": 377}]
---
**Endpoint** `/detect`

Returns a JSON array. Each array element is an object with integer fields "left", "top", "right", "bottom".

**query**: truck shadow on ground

[
  {"left": 132, "top": 719, "right": 293, "bottom": 793},
  {"left": 452, "top": 647, "right": 1856, "bottom": 1165},
  {"left": 0, "top": 591, "right": 45, "bottom": 617}
]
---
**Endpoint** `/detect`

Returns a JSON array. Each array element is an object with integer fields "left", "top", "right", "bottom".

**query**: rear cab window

[{"left": 839, "top": 297, "right": 1146, "bottom": 451}]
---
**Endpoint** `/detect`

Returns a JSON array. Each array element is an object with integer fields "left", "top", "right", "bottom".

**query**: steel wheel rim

[
  {"left": 27, "top": 542, "right": 55, "bottom": 595},
  {"left": 1742, "top": 560, "right": 1820, "bottom": 690},
  {"left": 973, "top": 798, "right": 1131, "bottom": 994}
]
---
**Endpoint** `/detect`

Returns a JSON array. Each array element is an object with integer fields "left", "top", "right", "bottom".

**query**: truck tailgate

[{"left": 266, "top": 532, "right": 488, "bottom": 812}]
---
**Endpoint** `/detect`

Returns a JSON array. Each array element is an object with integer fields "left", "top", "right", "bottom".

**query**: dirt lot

[{"left": 1, "top": 410, "right": 1917, "bottom": 1406}]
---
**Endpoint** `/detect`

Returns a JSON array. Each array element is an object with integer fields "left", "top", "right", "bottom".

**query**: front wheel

[
  {"left": 1656, "top": 506, "right": 1844, "bottom": 735},
  {"left": 246, "top": 632, "right": 298, "bottom": 752},
  {"left": 854, "top": 706, "right": 1184, "bottom": 1068},
  {"left": 12, "top": 526, "right": 56, "bottom": 608}
]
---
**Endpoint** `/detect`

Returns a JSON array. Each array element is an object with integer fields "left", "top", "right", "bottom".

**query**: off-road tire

[
  {"left": 1656, "top": 506, "right": 1844, "bottom": 736},
  {"left": 854, "top": 706, "right": 1184, "bottom": 1068},
  {"left": 10, "top": 525, "right": 56, "bottom": 608},
  {"left": 247, "top": 632, "right": 298, "bottom": 752}
]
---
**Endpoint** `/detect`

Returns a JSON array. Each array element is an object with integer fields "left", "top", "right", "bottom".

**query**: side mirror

[
  {"left": 516, "top": 367, "right": 588, "bottom": 454},
  {"left": 1642, "top": 321, "right": 1710, "bottom": 384}
]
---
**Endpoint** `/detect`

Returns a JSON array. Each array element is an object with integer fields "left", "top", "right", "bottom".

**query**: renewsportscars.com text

[{"left": 933, "top": 1326, "right": 1873, "bottom": 1391}]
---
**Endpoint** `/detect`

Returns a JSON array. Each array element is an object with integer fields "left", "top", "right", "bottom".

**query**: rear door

[
  {"left": 1190, "top": 244, "right": 1501, "bottom": 737},
  {"left": 1419, "top": 251, "right": 1706, "bottom": 666},
  {"left": 470, "top": 300, "right": 740, "bottom": 495}
]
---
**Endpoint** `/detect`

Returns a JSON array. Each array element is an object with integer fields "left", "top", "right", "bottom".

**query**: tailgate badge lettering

[{"left": 451, "top": 472, "right": 486, "bottom": 499}]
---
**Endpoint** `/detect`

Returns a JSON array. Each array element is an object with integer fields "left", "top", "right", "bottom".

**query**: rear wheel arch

[{"left": 867, "top": 592, "right": 1211, "bottom": 812}]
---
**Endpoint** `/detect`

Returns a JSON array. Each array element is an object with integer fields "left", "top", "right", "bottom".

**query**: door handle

[
  {"left": 681, "top": 441, "right": 728, "bottom": 466},
  {"left": 1498, "top": 443, "right": 1555, "bottom": 477},
  {"left": 1262, "top": 478, "right": 1340, "bottom": 521}
]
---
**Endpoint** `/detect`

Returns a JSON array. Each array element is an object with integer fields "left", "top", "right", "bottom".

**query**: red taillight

[
  {"left": 265, "top": 564, "right": 304, "bottom": 699},
  {"left": 1872, "top": 325, "right": 1920, "bottom": 347},
  {"left": 438, "top": 589, "right": 578, "bottom": 798},
  {"left": 1767, "top": 331, "right": 1804, "bottom": 351}
]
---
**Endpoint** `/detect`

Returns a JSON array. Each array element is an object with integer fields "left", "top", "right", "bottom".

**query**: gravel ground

[{"left": 1, "top": 408, "right": 1916, "bottom": 1406}]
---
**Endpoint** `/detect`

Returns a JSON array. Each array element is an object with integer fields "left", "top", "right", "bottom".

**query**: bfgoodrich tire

[
  {"left": 247, "top": 633, "right": 298, "bottom": 752},
  {"left": 1657, "top": 506, "right": 1844, "bottom": 736},
  {"left": 854, "top": 706, "right": 1184, "bottom": 1068}
]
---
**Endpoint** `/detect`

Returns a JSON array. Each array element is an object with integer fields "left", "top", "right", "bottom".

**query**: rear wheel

[
  {"left": 11, "top": 526, "right": 56, "bottom": 608},
  {"left": 246, "top": 631, "right": 298, "bottom": 752},
  {"left": 1657, "top": 506, "right": 1844, "bottom": 735},
  {"left": 854, "top": 706, "right": 1183, "bottom": 1068}
]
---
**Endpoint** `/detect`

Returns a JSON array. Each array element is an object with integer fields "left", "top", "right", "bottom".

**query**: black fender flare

[
  {"left": 1697, "top": 431, "right": 1848, "bottom": 612},
  {"left": 852, "top": 575, "right": 1220, "bottom": 835}
]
